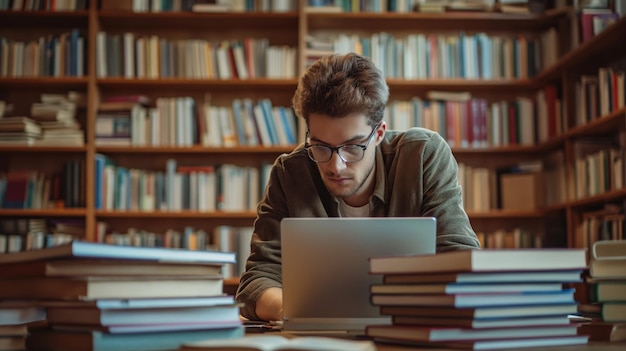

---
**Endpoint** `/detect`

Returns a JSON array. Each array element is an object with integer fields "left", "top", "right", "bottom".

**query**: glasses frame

[{"left": 305, "top": 122, "right": 381, "bottom": 163}]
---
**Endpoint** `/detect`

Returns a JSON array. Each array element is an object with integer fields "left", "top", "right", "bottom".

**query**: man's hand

[{"left": 255, "top": 287, "right": 283, "bottom": 321}]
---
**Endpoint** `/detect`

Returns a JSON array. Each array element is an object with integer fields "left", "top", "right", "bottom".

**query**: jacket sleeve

[
  {"left": 421, "top": 133, "right": 481, "bottom": 252},
  {"left": 235, "top": 158, "right": 287, "bottom": 320}
]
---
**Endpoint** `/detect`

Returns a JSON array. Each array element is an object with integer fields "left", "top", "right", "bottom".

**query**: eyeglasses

[{"left": 305, "top": 123, "right": 380, "bottom": 163}]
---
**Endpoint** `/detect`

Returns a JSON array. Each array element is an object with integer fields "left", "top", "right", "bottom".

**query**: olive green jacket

[{"left": 236, "top": 127, "right": 480, "bottom": 320}]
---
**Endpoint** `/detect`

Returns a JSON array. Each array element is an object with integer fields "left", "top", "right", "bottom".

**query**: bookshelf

[{"left": 0, "top": 0, "right": 625, "bottom": 258}]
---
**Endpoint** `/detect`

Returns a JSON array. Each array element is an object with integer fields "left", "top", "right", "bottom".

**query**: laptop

[{"left": 280, "top": 217, "right": 436, "bottom": 334}]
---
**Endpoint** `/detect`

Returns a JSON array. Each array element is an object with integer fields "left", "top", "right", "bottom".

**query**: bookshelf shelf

[
  {"left": 98, "top": 11, "right": 299, "bottom": 29},
  {"left": 385, "top": 79, "right": 537, "bottom": 93},
  {"left": 563, "top": 108, "right": 626, "bottom": 139},
  {"left": 0, "top": 209, "right": 87, "bottom": 217},
  {"left": 0, "top": 10, "right": 89, "bottom": 27},
  {"left": 0, "top": 146, "right": 87, "bottom": 153},
  {"left": 95, "top": 211, "right": 257, "bottom": 219},
  {"left": 96, "top": 78, "right": 298, "bottom": 91},
  {"left": 453, "top": 145, "right": 553, "bottom": 157},
  {"left": 0, "top": 78, "right": 89, "bottom": 89},
  {"left": 568, "top": 188, "right": 626, "bottom": 210},
  {"left": 95, "top": 145, "right": 295, "bottom": 154},
  {"left": 536, "top": 15, "right": 626, "bottom": 84},
  {"left": 306, "top": 9, "right": 567, "bottom": 31},
  {"left": 467, "top": 210, "right": 545, "bottom": 219}
]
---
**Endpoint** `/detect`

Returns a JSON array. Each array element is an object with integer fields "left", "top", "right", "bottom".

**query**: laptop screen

[{"left": 280, "top": 217, "right": 436, "bottom": 332}]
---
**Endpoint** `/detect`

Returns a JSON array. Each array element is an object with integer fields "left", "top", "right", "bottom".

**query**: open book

[{"left": 179, "top": 334, "right": 376, "bottom": 351}]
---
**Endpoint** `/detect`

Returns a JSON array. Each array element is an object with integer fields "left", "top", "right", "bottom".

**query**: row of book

[
  {"left": 475, "top": 227, "right": 543, "bottom": 250},
  {"left": 575, "top": 204, "right": 625, "bottom": 261},
  {"left": 97, "top": 89, "right": 565, "bottom": 150},
  {"left": 95, "top": 156, "right": 271, "bottom": 212},
  {"left": 307, "top": 29, "right": 558, "bottom": 79},
  {"left": 0, "top": 0, "right": 87, "bottom": 11},
  {"left": 387, "top": 87, "right": 562, "bottom": 149},
  {"left": 96, "top": 96, "right": 299, "bottom": 148},
  {"left": 0, "top": 159, "right": 85, "bottom": 210},
  {"left": 577, "top": 7, "right": 621, "bottom": 44},
  {"left": 0, "top": 218, "right": 83, "bottom": 254},
  {"left": 365, "top": 247, "right": 591, "bottom": 348},
  {"left": 96, "top": 33, "right": 296, "bottom": 79},
  {"left": 0, "top": 30, "right": 85, "bottom": 78},
  {"left": 114, "top": 0, "right": 297, "bottom": 13},
  {"left": 575, "top": 66, "right": 626, "bottom": 127},
  {"left": 0, "top": 240, "right": 244, "bottom": 351},
  {"left": 308, "top": 0, "right": 502, "bottom": 13},
  {"left": 573, "top": 137, "right": 625, "bottom": 200},
  {"left": 0, "top": 92, "right": 84, "bottom": 146},
  {"left": 97, "top": 223, "right": 253, "bottom": 278}
]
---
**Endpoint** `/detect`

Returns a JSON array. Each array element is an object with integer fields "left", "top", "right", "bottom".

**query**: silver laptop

[{"left": 280, "top": 217, "right": 436, "bottom": 334}]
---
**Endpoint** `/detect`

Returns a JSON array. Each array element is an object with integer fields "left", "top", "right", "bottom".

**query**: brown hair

[{"left": 292, "top": 53, "right": 389, "bottom": 127}]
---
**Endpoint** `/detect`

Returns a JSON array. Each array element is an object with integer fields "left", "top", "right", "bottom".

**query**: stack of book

[
  {"left": 577, "top": 240, "right": 626, "bottom": 342},
  {"left": 366, "top": 249, "right": 590, "bottom": 350},
  {"left": 0, "top": 241, "right": 244, "bottom": 351},
  {"left": 0, "top": 301, "right": 45, "bottom": 351},
  {"left": 29, "top": 92, "right": 84, "bottom": 146}
]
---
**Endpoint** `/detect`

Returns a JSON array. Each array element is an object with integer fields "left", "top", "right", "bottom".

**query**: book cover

[
  {"left": 365, "top": 324, "right": 578, "bottom": 342},
  {"left": 0, "top": 258, "right": 223, "bottom": 279},
  {"left": 26, "top": 326, "right": 244, "bottom": 351},
  {"left": 371, "top": 282, "right": 564, "bottom": 295},
  {"left": 380, "top": 304, "right": 579, "bottom": 319},
  {"left": 0, "top": 276, "right": 224, "bottom": 300},
  {"left": 392, "top": 315, "right": 570, "bottom": 329},
  {"left": 45, "top": 303, "right": 240, "bottom": 327},
  {"left": 382, "top": 270, "right": 583, "bottom": 284},
  {"left": 371, "top": 289, "right": 576, "bottom": 308},
  {"left": 0, "top": 240, "right": 235, "bottom": 265},
  {"left": 369, "top": 249, "right": 586, "bottom": 275}
]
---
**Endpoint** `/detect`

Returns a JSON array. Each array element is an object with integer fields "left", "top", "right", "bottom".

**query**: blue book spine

[
  {"left": 94, "top": 155, "right": 104, "bottom": 210},
  {"left": 260, "top": 99, "right": 278, "bottom": 145},
  {"left": 231, "top": 99, "right": 247, "bottom": 145}
]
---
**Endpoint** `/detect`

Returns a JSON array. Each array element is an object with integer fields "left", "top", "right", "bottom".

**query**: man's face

[{"left": 307, "top": 113, "right": 384, "bottom": 206}]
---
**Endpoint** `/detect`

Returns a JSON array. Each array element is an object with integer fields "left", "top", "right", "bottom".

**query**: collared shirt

[{"left": 236, "top": 127, "right": 481, "bottom": 320}]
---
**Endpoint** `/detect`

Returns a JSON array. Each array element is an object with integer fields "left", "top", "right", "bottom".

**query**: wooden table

[{"left": 375, "top": 342, "right": 626, "bottom": 351}]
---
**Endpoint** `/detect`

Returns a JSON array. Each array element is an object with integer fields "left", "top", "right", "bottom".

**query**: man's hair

[{"left": 292, "top": 53, "right": 389, "bottom": 127}]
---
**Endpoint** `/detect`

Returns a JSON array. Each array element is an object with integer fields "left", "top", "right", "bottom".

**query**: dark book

[
  {"left": 578, "top": 322, "right": 626, "bottom": 342},
  {"left": 45, "top": 299, "right": 239, "bottom": 327},
  {"left": 0, "top": 240, "right": 235, "bottom": 265},
  {"left": 371, "top": 289, "right": 575, "bottom": 308},
  {"left": 380, "top": 304, "right": 579, "bottom": 319},
  {"left": 26, "top": 326, "right": 244, "bottom": 351},
  {"left": 0, "top": 258, "right": 222, "bottom": 278},
  {"left": 365, "top": 324, "right": 579, "bottom": 342},
  {"left": 371, "top": 282, "right": 564, "bottom": 295},
  {"left": 392, "top": 315, "right": 570, "bottom": 329},
  {"left": 0, "top": 276, "right": 224, "bottom": 300},
  {"left": 383, "top": 270, "right": 583, "bottom": 284},
  {"left": 369, "top": 249, "right": 586, "bottom": 275}
]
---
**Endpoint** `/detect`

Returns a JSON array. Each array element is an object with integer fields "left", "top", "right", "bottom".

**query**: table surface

[{"left": 375, "top": 341, "right": 626, "bottom": 351}]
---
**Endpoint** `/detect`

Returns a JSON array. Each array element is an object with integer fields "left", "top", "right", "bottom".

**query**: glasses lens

[
  {"left": 307, "top": 145, "right": 332, "bottom": 162},
  {"left": 338, "top": 145, "right": 364, "bottom": 162}
]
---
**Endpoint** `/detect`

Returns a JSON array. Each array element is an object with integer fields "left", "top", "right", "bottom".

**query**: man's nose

[{"left": 327, "top": 150, "right": 347, "bottom": 173}]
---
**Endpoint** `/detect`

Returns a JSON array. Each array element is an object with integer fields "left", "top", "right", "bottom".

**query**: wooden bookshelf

[{"left": 1, "top": 0, "right": 625, "bottom": 256}]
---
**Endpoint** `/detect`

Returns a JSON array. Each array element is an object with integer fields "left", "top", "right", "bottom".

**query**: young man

[{"left": 236, "top": 53, "right": 480, "bottom": 321}]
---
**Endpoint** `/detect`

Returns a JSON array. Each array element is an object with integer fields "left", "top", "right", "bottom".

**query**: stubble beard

[{"left": 323, "top": 160, "right": 376, "bottom": 200}]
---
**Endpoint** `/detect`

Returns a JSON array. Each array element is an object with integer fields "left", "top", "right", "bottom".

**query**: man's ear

[{"left": 375, "top": 121, "right": 387, "bottom": 144}]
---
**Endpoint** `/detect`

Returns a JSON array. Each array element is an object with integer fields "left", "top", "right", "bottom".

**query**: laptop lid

[{"left": 280, "top": 217, "right": 436, "bottom": 333}]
